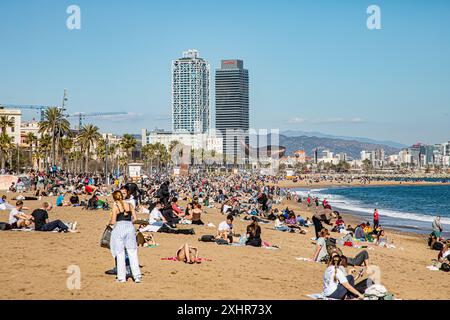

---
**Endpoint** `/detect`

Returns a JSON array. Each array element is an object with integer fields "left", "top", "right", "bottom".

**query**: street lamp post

[{"left": 105, "top": 136, "right": 109, "bottom": 185}]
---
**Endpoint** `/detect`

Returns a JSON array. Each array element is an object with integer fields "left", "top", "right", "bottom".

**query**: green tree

[
  {"left": 120, "top": 134, "right": 137, "bottom": 164},
  {"left": 25, "top": 132, "right": 38, "bottom": 169},
  {"left": 0, "top": 115, "right": 14, "bottom": 134},
  {"left": 38, "top": 107, "right": 71, "bottom": 167},
  {"left": 77, "top": 124, "right": 101, "bottom": 172},
  {"left": 0, "top": 133, "right": 13, "bottom": 169}
]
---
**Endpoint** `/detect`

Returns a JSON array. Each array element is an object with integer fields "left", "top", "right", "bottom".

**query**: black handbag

[{"left": 100, "top": 225, "right": 113, "bottom": 249}]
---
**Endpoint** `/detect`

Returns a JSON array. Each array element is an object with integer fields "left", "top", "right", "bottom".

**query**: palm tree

[
  {"left": 25, "top": 132, "right": 37, "bottom": 169},
  {"left": 0, "top": 133, "right": 13, "bottom": 169},
  {"left": 120, "top": 134, "right": 137, "bottom": 164},
  {"left": 141, "top": 143, "right": 169, "bottom": 172},
  {"left": 0, "top": 115, "right": 14, "bottom": 134},
  {"left": 77, "top": 124, "right": 101, "bottom": 172},
  {"left": 37, "top": 134, "right": 52, "bottom": 171},
  {"left": 38, "top": 107, "right": 71, "bottom": 168},
  {"left": 60, "top": 137, "right": 74, "bottom": 170}
]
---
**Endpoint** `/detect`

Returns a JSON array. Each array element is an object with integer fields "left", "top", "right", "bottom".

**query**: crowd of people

[{"left": 1, "top": 169, "right": 449, "bottom": 299}]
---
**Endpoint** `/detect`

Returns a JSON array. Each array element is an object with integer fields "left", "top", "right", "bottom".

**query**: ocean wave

[{"left": 295, "top": 189, "right": 450, "bottom": 226}]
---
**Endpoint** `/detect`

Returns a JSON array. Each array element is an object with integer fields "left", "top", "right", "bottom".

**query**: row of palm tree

[
  {"left": 0, "top": 108, "right": 142, "bottom": 172},
  {"left": 1, "top": 107, "right": 204, "bottom": 173}
]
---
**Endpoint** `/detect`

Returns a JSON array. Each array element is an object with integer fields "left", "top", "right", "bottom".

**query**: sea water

[{"left": 296, "top": 185, "right": 450, "bottom": 237}]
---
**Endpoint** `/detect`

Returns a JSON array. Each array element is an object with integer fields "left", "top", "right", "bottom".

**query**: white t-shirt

[
  {"left": 9, "top": 208, "right": 21, "bottom": 224},
  {"left": 222, "top": 204, "right": 231, "bottom": 214},
  {"left": 443, "top": 249, "right": 450, "bottom": 260},
  {"left": 316, "top": 237, "right": 329, "bottom": 262},
  {"left": 218, "top": 221, "right": 232, "bottom": 232},
  {"left": 323, "top": 266, "right": 348, "bottom": 297},
  {"left": 149, "top": 207, "right": 163, "bottom": 224}
]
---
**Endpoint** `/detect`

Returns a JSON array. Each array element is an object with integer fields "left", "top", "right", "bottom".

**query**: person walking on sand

[{"left": 373, "top": 209, "right": 379, "bottom": 229}]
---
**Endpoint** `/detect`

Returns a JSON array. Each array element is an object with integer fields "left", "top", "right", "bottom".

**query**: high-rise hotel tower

[
  {"left": 215, "top": 59, "right": 249, "bottom": 162},
  {"left": 172, "top": 49, "right": 210, "bottom": 134}
]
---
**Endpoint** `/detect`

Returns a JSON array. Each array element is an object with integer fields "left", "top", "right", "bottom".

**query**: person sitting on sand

[
  {"left": 246, "top": 216, "right": 262, "bottom": 247},
  {"left": 216, "top": 214, "right": 238, "bottom": 244},
  {"left": 285, "top": 211, "right": 306, "bottom": 234},
  {"left": 275, "top": 215, "right": 290, "bottom": 232},
  {"left": 8, "top": 200, "right": 33, "bottom": 229},
  {"left": 374, "top": 229, "right": 389, "bottom": 247},
  {"left": 31, "top": 202, "right": 75, "bottom": 233},
  {"left": 313, "top": 228, "right": 331, "bottom": 263},
  {"left": 438, "top": 241, "right": 450, "bottom": 263},
  {"left": 176, "top": 243, "right": 200, "bottom": 264},
  {"left": 189, "top": 204, "right": 204, "bottom": 225},
  {"left": 429, "top": 233, "right": 445, "bottom": 251},
  {"left": 322, "top": 254, "right": 365, "bottom": 300}
]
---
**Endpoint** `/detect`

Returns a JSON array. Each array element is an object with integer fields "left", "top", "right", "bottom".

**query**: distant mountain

[
  {"left": 281, "top": 130, "right": 406, "bottom": 149},
  {"left": 276, "top": 135, "right": 401, "bottom": 159}
]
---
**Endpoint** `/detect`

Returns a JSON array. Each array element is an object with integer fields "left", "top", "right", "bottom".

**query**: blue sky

[{"left": 0, "top": 0, "right": 449, "bottom": 145}]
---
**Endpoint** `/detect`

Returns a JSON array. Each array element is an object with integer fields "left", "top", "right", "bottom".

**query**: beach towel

[
  {"left": 296, "top": 257, "right": 314, "bottom": 262},
  {"left": 161, "top": 256, "right": 212, "bottom": 262},
  {"left": 426, "top": 265, "right": 440, "bottom": 271},
  {"left": 306, "top": 294, "right": 337, "bottom": 300}
]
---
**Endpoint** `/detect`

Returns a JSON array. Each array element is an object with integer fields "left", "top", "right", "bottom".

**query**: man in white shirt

[
  {"left": 217, "top": 214, "right": 236, "bottom": 243},
  {"left": 140, "top": 202, "right": 166, "bottom": 233},
  {"left": 8, "top": 200, "right": 32, "bottom": 229}
]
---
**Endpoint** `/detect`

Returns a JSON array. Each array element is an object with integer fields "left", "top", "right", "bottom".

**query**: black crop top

[
  {"left": 115, "top": 203, "right": 132, "bottom": 222},
  {"left": 116, "top": 211, "right": 132, "bottom": 222}
]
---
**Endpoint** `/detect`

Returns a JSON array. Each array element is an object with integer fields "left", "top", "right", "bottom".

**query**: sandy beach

[{"left": 0, "top": 191, "right": 448, "bottom": 300}]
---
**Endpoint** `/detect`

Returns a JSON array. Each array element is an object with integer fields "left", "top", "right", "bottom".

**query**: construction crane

[
  {"left": 66, "top": 111, "right": 128, "bottom": 130},
  {"left": 0, "top": 89, "right": 68, "bottom": 121}
]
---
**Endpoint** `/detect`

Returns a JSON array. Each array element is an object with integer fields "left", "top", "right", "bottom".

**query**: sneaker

[
  {"left": 71, "top": 221, "right": 78, "bottom": 231},
  {"left": 116, "top": 279, "right": 127, "bottom": 283},
  {"left": 134, "top": 276, "right": 142, "bottom": 283}
]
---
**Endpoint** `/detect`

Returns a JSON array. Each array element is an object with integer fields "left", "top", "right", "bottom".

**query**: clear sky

[{"left": 1, "top": 0, "right": 449, "bottom": 145}]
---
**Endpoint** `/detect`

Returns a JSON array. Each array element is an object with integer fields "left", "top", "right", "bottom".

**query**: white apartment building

[{"left": 0, "top": 108, "right": 22, "bottom": 145}]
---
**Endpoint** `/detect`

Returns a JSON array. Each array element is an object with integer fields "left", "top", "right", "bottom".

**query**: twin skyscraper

[{"left": 171, "top": 49, "right": 249, "bottom": 160}]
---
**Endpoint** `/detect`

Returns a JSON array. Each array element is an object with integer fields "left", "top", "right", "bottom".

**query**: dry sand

[{"left": 0, "top": 193, "right": 449, "bottom": 300}]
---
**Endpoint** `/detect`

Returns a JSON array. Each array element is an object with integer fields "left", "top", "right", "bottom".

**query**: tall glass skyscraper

[
  {"left": 215, "top": 59, "right": 249, "bottom": 163},
  {"left": 172, "top": 49, "right": 210, "bottom": 134}
]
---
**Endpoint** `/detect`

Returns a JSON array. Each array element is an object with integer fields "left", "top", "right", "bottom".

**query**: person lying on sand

[{"left": 176, "top": 243, "right": 200, "bottom": 264}]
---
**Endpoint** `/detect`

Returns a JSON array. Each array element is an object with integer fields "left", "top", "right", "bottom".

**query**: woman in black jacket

[{"left": 246, "top": 216, "right": 262, "bottom": 247}]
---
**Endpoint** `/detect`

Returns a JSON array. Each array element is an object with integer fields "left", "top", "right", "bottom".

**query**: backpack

[
  {"left": 0, "top": 222, "right": 9, "bottom": 231},
  {"left": 216, "top": 238, "right": 229, "bottom": 245},
  {"left": 199, "top": 235, "right": 216, "bottom": 242},
  {"left": 326, "top": 238, "right": 343, "bottom": 257},
  {"left": 440, "top": 262, "right": 450, "bottom": 272}
]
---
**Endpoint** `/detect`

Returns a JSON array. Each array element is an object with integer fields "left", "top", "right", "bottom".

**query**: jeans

[
  {"left": 116, "top": 248, "right": 140, "bottom": 282},
  {"left": 276, "top": 226, "right": 290, "bottom": 232},
  {"left": 347, "top": 250, "right": 369, "bottom": 266},
  {"left": 41, "top": 220, "right": 68, "bottom": 232},
  {"left": 328, "top": 275, "right": 369, "bottom": 299},
  {"left": 328, "top": 275, "right": 355, "bottom": 299}
]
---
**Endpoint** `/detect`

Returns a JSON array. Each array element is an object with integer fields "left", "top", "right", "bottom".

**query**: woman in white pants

[{"left": 109, "top": 191, "right": 142, "bottom": 283}]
